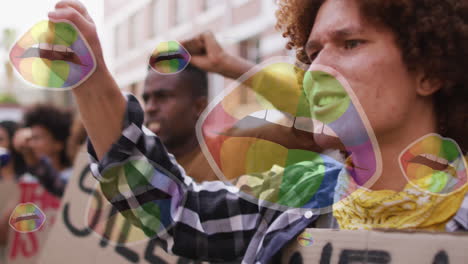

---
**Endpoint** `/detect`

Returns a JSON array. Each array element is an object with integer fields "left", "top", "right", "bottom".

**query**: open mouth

[
  {"left": 9, "top": 203, "right": 46, "bottom": 233},
  {"left": 399, "top": 134, "right": 467, "bottom": 195},
  {"left": 409, "top": 154, "right": 450, "bottom": 171},
  {"left": 150, "top": 51, "right": 186, "bottom": 65},
  {"left": 196, "top": 59, "right": 381, "bottom": 212},
  {"left": 19, "top": 43, "right": 83, "bottom": 65},
  {"left": 312, "top": 91, "right": 348, "bottom": 113},
  {"left": 9, "top": 20, "right": 96, "bottom": 89},
  {"left": 146, "top": 121, "right": 161, "bottom": 134},
  {"left": 13, "top": 213, "right": 41, "bottom": 223},
  {"left": 218, "top": 109, "right": 343, "bottom": 150},
  {"left": 149, "top": 41, "right": 191, "bottom": 74}
]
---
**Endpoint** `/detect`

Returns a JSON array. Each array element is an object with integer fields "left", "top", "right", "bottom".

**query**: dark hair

[
  {"left": 179, "top": 64, "right": 208, "bottom": 97},
  {"left": 276, "top": 0, "right": 468, "bottom": 153},
  {"left": 147, "top": 63, "right": 208, "bottom": 98},
  {"left": 0, "top": 120, "right": 26, "bottom": 176},
  {"left": 24, "top": 105, "right": 73, "bottom": 167}
]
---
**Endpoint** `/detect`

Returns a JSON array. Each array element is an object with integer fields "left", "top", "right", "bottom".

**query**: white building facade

[{"left": 102, "top": 0, "right": 292, "bottom": 102}]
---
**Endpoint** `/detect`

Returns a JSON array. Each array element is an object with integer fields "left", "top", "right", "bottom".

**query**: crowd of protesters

[{"left": 0, "top": 0, "right": 467, "bottom": 263}]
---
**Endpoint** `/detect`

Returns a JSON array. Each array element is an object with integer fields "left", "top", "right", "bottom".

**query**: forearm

[
  {"left": 219, "top": 53, "right": 255, "bottom": 81},
  {"left": 72, "top": 67, "right": 126, "bottom": 160},
  {"left": 47, "top": 1, "right": 127, "bottom": 160}
]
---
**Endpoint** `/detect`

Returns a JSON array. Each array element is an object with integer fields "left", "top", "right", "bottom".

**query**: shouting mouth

[
  {"left": 9, "top": 203, "right": 46, "bottom": 233},
  {"left": 9, "top": 20, "right": 96, "bottom": 90},
  {"left": 196, "top": 58, "right": 381, "bottom": 212},
  {"left": 146, "top": 121, "right": 161, "bottom": 134}
]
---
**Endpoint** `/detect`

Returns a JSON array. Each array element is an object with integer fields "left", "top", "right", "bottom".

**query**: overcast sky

[{"left": 0, "top": 0, "right": 103, "bottom": 38}]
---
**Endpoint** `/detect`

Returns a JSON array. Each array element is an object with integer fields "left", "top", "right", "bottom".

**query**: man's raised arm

[{"left": 49, "top": 0, "right": 126, "bottom": 160}]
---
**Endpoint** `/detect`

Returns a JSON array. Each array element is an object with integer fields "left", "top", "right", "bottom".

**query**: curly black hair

[
  {"left": 276, "top": 0, "right": 468, "bottom": 153},
  {"left": 24, "top": 105, "right": 73, "bottom": 167}
]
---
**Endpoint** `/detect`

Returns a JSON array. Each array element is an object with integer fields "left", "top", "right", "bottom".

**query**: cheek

[
  {"left": 0, "top": 139, "right": 9, "bottom": 149},
  {"left": 33, "top": 139, "right": 51, "bottom": 152},
  {"left": 163, "top": 100, "right": 182, "bottom": 116},
  {"left": 341, "top": 55, "right": 416, "bottom": 133}
]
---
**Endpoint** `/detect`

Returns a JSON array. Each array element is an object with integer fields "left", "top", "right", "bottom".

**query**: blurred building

[{"left": 102, "top": 0, "right": 292, "bottom": 103}]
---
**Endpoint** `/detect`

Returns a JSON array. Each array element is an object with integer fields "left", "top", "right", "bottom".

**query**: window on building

[
  {"left": 148, "top": 0, "right": 158, "bottom": 38},
  {"left": 114, "top": 23, "right": 124, "bottom": 57},
  {"left": 175, "top": 0, "right": 189, "bottom": 26},
  {"left": 128, "top": 13, "right": 137, "bottom": 50},
  {"left": 239, "top": 37, "right": 261, "bottom": 104},
  {"left": 114, "top": 25, "right": 120, "bottom": 57},
  {"left": 240, "top": 37, "right": 261, "bottom": 63},
  {"left": 203, "top": 0, "right": 218, "bottom": 11}
]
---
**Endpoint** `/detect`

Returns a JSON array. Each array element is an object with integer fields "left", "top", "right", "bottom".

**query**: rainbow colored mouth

[
  {"left": 304, "top": 67, "right": 381, "bottom": 190},
  {"left": 297, "top": 232, "right": 314, "bottom": 247},
  {"left": 399, "top": 134, "right": 467, "bottom": 195},
  {"left": 9, "top": 203, "right": 46, "bottom": 233},
  {"left": 196, "top": 59, "right": 381, "bottom": 213},
  {"left": 9, "top": 20, "right": 96, "bottom": 90},
  {"left": 149, "top": 41, "right": 191, "bottom": 74}
]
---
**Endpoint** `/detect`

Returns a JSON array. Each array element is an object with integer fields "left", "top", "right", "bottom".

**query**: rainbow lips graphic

[
  {"left": 9, "top": 20, "right": 96, "bottom": 90},
  {"left": 9, "top": 203, "right": 46, "bottom": 233},
  {"left": 149, "top": 41, "right": 191, "bottom": 74},
  {"left": 297, "top": 232, "right": 314, "bottom": 247},
  {"left": 399, "top": 134, "right": 468, "bottom": 195},
  {"left": 196, "top": 58, "right": 381, "bottom": 213}
]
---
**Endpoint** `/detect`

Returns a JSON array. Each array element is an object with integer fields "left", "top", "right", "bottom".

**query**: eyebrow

[
  {"left": 143, "top": 88, "right": 174, "bottom": 97},
  {"left": 305, "top": 26, "right": 365, "bottom": 54}
]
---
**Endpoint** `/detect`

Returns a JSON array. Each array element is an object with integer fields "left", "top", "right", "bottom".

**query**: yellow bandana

[{"left": 333, "top": 167, "right": 468, "bottom": 231}]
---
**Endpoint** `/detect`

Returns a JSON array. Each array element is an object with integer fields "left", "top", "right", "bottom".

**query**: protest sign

[
  {"left": 282, "top": 228, "right": 468, "bottom": 264},
  {"left": 40, "top": 147, "right": 468, "bottom": 264},
  {"left": 0, "top": 180, "right": 19, "bottom": 211},
  {"left": 39, "top": 147, "right": 201, "bottom": 264},
  {"left": 6, "top": 180, "right": 61, "bottom": 264}
]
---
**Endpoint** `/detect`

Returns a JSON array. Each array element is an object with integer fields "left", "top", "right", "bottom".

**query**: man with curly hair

[{"left": 46, "top": 0, "right": 468, "bottom": 262}]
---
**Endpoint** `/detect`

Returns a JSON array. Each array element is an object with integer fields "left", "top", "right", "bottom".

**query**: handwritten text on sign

[{"left": 282, "top": 229, "right": 468, "bottom": 264}]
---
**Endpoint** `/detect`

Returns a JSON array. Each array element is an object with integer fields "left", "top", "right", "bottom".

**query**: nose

[
  {"left": 145, "top": 96, "right": 160, "bottom": 114},
  {"left": 309, "top": 46, "right": 337, "bottom": 70}
]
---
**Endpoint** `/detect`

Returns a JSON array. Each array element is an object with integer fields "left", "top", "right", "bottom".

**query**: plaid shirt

[{"left": 88, "top": 94, "right": 468, "bottom": 264}]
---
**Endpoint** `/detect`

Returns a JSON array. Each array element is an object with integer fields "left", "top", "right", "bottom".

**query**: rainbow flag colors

[
  {"left": 9, "top": 20, "right": 96, "bottom": 90},
  {"left": 149, "top": 41, "right": 191, "bottom": 74},
  {"left": 399, "top": 134, "right": 468, "bottom": 195},
  {"left": 297, "top": 231, "right": 314, "bottom": 247},
  {"left": 9, "top": 203, "right": 46, "bottom": 233},
  {"left": 196, "top": 59, "right": 381, "bottom": 213}
]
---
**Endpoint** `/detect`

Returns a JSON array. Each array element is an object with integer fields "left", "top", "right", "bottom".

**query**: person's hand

[
  {"left": 48, "top": 0, "right": 127, "bottom": 160},
  {"left": 13, "top": 127, "right": 39, "bottom": 167},
  {"left": 13, "top": 127, "right": 31, "bottom": 152},
  {"left": 48, "top": 0, "right": 107, "bottom": 75},
  {"left": 181, "top": 32, "right": 254, "bottom": 80},
  {"left": 182, "top": 32, "right": 227, "bottom": 73}
]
